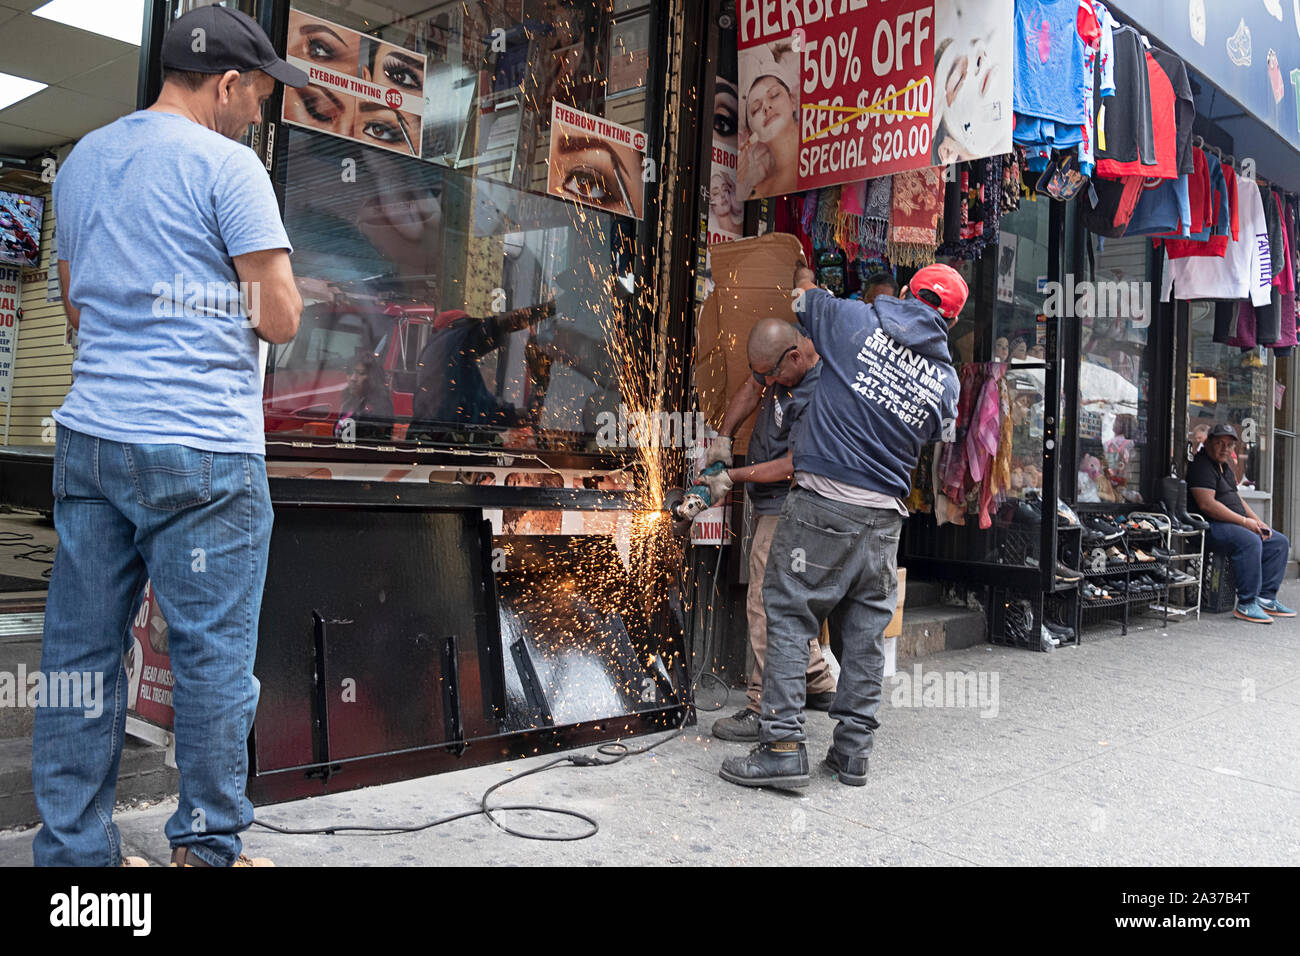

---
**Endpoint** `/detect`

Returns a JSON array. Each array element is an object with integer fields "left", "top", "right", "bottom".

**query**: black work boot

[
  {"left": 711, "top": 707, "right": 760, "bottom": 741},
  {"left": 719, "top": 741, "right": 810, "bottom": 789},
  {"left": 823, "top": 748, "right": 869, "bottom": 786}
]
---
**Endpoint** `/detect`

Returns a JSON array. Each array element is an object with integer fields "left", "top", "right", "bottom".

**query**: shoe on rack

[
  {"left": 713, "top": 707, "right": 761, "bottom": 741},
  {"left": 1234, "top": 601, "right": 1275, "bottom": 624},
  {"left": 1084, "top": 516, "right": 1124, "bottom": 541},
  {"left": 1057, "top": 501, "right": 1080, "bottom": 527},
  {"left": 719, "top": 741, "right": 810, "bottom": 789},
  {"left": 1055, "top": 561, "right": 1082, "bottom": 582},
  {"left": 1258, "top": 597, "right": 1298, "bottom": 617},
  {"left": 1133, "top": 549, "right": 1157, "bottom": 563},
  {"left": 806, "top": 690, "right": 837, "bottom": 711},
  {"left": 823, "top": 747, "right": 868, "bottom": 786}
]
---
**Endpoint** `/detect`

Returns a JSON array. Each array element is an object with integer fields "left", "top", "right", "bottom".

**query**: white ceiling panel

[{"left": 0, "top": 8, "right": 142, "bottom": 155}]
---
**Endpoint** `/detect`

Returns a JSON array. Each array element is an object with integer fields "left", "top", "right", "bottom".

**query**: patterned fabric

[
  {"left": 937, "top": 156, "right": 1003, "bottom": 260},
  {"left": 888, "top": 166, "right": 945, "bottom": 266}
]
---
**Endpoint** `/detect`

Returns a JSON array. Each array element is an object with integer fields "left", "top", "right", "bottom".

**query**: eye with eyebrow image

[
  {"left": 284, "top": 82, "right": 355, "bottom": 136},
  {"left": 547, "top": 129, "right": 645, "bottom": 218},
  {"left": 362, "top": 41, "right": 426, "bottom": 93},
  {"left": 287, "top": 10, "right": 362, "bottom": 74},
  {"left": 353, "top": 100, "right": 423, "bottom": 155}
]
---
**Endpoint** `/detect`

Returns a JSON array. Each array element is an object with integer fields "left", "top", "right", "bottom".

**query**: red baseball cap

[{"left": 909, "top": 263, "right": 969, "bottom": 319}]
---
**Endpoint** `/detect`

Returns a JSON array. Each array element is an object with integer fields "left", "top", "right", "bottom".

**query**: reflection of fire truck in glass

[{"left": 262, "top": 296, "right": 438, "bottom": 439}]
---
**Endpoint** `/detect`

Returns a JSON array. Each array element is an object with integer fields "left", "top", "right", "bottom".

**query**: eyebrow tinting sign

[
  {"left": 281, "top": 7, "right": 426, "bottom": 158},
  {"left": 548, "top": 102, "right": 648, "bottom": 220}
]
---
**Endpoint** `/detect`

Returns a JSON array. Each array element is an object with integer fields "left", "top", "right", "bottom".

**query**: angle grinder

[{"left": 662, "top": 462, "right": 727, "bottom": 536}]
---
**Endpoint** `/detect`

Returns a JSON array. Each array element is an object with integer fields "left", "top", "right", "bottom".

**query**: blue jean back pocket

[{"left": 123, "top": 444, "right": 214, "bottom": 511}]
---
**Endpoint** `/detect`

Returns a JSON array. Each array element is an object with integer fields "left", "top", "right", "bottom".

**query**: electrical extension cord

[
  {"left": 253, "top": 554, "right": 735, "bottom": 845},
  {"left": 251, "top": 718, "right": 691, "bottom": 844}
]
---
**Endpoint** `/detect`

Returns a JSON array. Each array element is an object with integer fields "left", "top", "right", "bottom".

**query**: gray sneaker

[{"left": 712, "top": 707, "right": 760, "bottom": 741}]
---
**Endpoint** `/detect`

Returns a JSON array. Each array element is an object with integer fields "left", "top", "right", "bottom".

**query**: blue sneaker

[
  {"left": 1234, "top": 601, "right": 1275, "bottom": 624},
  {"left": 1258, "top": 598, "right": 1297, "bottom": 618}
]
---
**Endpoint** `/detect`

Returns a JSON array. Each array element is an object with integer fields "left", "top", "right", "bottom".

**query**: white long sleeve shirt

[{"left": 1161, "top": 174, "right": 1271, "bottom": 304}]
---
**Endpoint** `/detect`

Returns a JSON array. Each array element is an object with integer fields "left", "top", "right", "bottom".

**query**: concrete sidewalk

[{"left": 3, "top": 583, "right": 1299, "bottom": 866}]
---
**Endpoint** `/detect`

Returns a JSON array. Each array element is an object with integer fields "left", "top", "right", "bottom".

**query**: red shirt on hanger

[{"left": 1096, "top": 51, "right": 1177, "bottom": 180}]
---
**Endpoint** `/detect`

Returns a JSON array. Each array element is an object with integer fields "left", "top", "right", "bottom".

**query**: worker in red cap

[{"left": 719, "top": 258, "right": 966, "bottom": 791}]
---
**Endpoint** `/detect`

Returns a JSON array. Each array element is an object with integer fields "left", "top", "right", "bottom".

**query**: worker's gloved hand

[
  {"left": 699, "top": 467, "right": 733, "bottom": 505},
  {"left": 532, "top": 298, "right": 557, "bottom": 322},
  {"left": 703, "top": 435, "right": 733, "bottom": 468}
]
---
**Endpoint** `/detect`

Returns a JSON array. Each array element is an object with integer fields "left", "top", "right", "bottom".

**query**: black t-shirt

[
  {"left": 746, "top": 361, "right": 821, "bottom": 515},
  {"left": 1186, "top": 449, "right": 1246, "bottom": 517}
]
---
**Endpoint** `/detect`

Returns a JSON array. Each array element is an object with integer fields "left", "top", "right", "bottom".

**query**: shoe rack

[{"left": 1142, "top": 512, "right": 1205, "bottom": 622}]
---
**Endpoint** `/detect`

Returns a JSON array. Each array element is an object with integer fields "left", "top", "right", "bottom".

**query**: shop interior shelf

[{"left": 1081, "top": 598, "right": 1133, "bottom": 613}]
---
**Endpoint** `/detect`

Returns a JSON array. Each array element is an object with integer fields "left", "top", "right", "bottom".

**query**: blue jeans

[
  {"left": 33, "top": 425, "right": 272, "bottom": 866},
  {"left": 1205, "top": 521, "right": 1290, "bottom": 604},
  {"left": 759, "top": 487, "right": 902, "bottom": 756}
]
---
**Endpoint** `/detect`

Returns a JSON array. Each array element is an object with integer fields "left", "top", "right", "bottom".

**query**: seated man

[{"left": 1188, "top": 424, "right": 1294, "bottom": 623}]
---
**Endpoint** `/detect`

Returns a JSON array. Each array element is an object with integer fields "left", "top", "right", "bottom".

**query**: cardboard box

[
  {"left": 885, "top": 568, "right": 907, "bottom": 639},
  {"left": 696, "top": 233, "right": 806, "bottom": 455},
  {"left": 819, "top": 567, "right": 907, "bottom": 638}
]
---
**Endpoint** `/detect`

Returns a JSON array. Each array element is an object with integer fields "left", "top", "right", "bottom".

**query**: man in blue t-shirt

[
  {"left": 34, "top": 7, "right": 308, "bottom": 868},
  {"left": 703, "top": 318, "right": 838, "bottom": 743},
  {"left": 720, "top": 260, "right": 965, "bottom": 790}
]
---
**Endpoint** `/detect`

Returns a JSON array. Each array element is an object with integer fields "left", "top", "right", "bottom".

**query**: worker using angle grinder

[
  {"left": 688, "top": 317, "right": 840, "bottom": 741},
  {"left": 719, "top": 260, "right": 965, "bottom": 790}
]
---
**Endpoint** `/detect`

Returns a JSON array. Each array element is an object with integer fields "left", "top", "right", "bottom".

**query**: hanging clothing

[
  {"left": 1001, "top": 148, "right": 1025, "bottom": 213},
  {"left": 1158, "top": 150, "right": 1229, "bottom": 257},
  {"left": 1149, "top": 48, "right": 1195, "bottom": 175},
  {"left": 888, "top": 166, "right": 944, "bottom": 266},
  {"left": 1014, "top": 0, "right": 1090, "bottom": 126},
  {"left": 1096, "top": 50, "right": 1177, "bottom": 180},
  {"left": 1162, "top": 174, "right": 1271, "bottom": 303},
  {"left": 936, "top": 156, "right": 1003, "bottom": 260},
  {"left": 1094, "top": 23, "right": 1154, "bottom": 168},
  {"left": 1277, "top": 196, "right": 1299, "bottom": 350}
]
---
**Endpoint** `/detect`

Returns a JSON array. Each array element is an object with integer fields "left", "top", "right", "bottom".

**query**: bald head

[{"left": 748, "top": 318, "right": 800, "bottom": 367}]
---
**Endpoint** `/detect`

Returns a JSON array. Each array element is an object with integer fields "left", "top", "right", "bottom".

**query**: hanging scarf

[
  {"left": 937, "top": 156, "right": 1004, "bottom": 261},
  {"left": 813, "top": 185, "right": 841, "bottom": 248},
  {"left": 862, "top": 176, "right": 892, "bottom": 258},
  {"left": 888, "top": 166, "right": 944, "bottom": 267},
  {"left": 1001, "top": 147, "right": 1024, "bottom": 214},
  {"left": 835, "top": 180, "right": 868, "bottom": 261}
]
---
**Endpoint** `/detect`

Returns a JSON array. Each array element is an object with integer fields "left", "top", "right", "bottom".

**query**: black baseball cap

[
  {"left": 161, "top": 6, "right": 308, "bottom": 88},
  {"left": 1208, "top": 423, "right": 1238, "bottom": 439}
]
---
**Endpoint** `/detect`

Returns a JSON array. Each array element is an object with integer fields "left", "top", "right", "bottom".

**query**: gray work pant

[{"left": 759, "top": 487, "right": 902, "bottom": 757}]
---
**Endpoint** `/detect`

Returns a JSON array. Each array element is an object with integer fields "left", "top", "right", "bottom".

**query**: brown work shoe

[{"left": 170, "top": 847, "right": 275, "bottom": 867}]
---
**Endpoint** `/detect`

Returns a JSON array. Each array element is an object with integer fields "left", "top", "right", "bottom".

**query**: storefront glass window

[
  {"left": 1186, "top": 301, "right": 1270, "bottom": 491},
  {"left": 1075, "top": 236, "right": 1153, "bottom": 505},
  {"left": 266, "top": 0, "right": 659, "bottom": 458},
  {"left": 903, "top": 196, "right": 1055, "bottom": 571}
]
